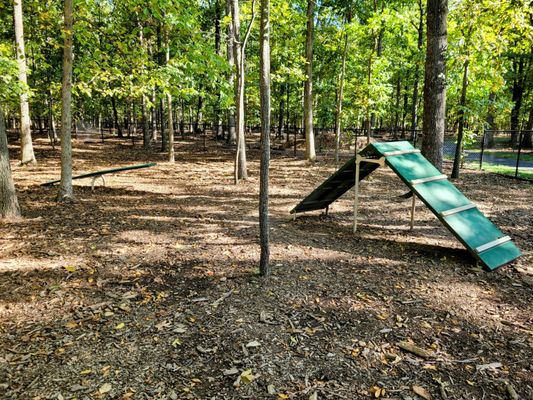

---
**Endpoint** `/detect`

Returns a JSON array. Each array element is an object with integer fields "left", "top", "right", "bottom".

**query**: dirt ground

[{"left": 1, "top": 132, "right": 532, "bottom": 400}]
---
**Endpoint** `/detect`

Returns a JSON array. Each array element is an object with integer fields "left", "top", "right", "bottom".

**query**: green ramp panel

[
  {"left": 290, "top": 145, "right": 382, "bottom": 214},
  {"left": 371, "top": 141, "right": 521, "bottom": 271}
]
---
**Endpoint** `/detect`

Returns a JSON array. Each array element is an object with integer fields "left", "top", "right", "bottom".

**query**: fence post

[
  {"left": 515, "top": 130, "right": 523, "bottom": 178},
  {"left": 480, "top": 130, "right": 486, "bottom": 170}
]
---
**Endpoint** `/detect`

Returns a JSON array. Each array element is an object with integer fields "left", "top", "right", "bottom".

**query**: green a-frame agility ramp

[{"left": 291, "top": 141, "right": 522, "bottom": 271}]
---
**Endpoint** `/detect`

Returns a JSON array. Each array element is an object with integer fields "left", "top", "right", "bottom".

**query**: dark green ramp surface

[
  {"left": 290, "top": 146, "right": 382, "bottom": 214},
  {"left": 292, "top": 141, "right": 521, "bottom": 270}
]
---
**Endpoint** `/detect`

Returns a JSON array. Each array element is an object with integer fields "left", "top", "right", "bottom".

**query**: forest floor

[{"left": 1, "top": 131, "right": 532, "bottom": 400}]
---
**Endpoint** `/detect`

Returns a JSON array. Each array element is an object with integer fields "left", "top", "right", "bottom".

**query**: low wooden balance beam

[{"left": 41, "top": 162, "right": 157, "bottom": 190}]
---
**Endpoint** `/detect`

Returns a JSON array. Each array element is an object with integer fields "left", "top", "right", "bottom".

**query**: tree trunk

[
  {"left": 226, "top": 0, "right": 237, "bottom": 145},
  {"left": 421, "top": 0, "right": 448, "bottom": 172},
  {"left": 277, "top": 84, "right": 284, "bottom": 139},
  {"left": 13, "top": 0, "right": 36, "bottom": 165},
  {"left": 165, "top": 31, "right": 175, "bottom": 162},
  {"left": 510, "top": 56, "right": 528, "bottom": 146},
  {"left": 334, "top": 28, "right": 348, "bottom": 165},
  {"left": 151, "top": 89, "right": 158, "bottom": 141},
  {"left": 304, "top": 0, "right": 316, "bottom": 161},
  {"left": 259, "top": 0, "right": 271, "bottom": 276},
  {"left": 142, "top": 95, "right": 150, "bottom": 147},
  {"left": 451, "top": 58, "right": 469, "bottom": 179},
  {"left": 214, "top": 0, "right": 223, "bottom": 139},
  {"left": 57, "top": 0, "right": 75, "bottom": 202},
  {"left": 524, "top": 103, "right": 533, "bottom": 148},
  {"left": 111, "top": 96, "right": 122, "bottom": 138},
  {"left": 230, "top": 0, "right": 253, "bottom": 182},
  {"left": 410, "top": 0, "right": 424, "bottom": 142},
  {"left": 160, "top": 98, "right": 168, "bottom": 152},
  {"left": 0, "top": 103, "right": 21, "bottom": 219}
]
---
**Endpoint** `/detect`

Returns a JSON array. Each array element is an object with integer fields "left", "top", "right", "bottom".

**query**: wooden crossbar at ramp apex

[{"left": 41, "top": 162, "right": 157, "bottom": 186}]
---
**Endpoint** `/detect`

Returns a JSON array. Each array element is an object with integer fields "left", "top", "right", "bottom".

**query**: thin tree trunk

[
  {"left": 214, "top": 0, "right": 223, "bottom": 139},
  {"left": 421, "top": 0, "right": 448, "bottom": 172},
  {"left": 451, "top": 58, "right": 469, "bottom": 179},
  {"left": 57, "top": 0, "right": 75, "bottom": 202},
  {"left": 111, "top": 96, "right": 122, "bottom": 138},
  {"left": 13, "top": 0, "right": 36, "bottom": 165},
  {"left": 259, "top": 0, "right": 271, "bottom": 276},
  {"left": 226, "top": 0, "right": 236, "bottom": 144},
  {"left": 151, "top": 89, "right": 158, "bottom": 141},
  {"left": 230, "top": 0, "right": 254, "bottom": 182},
  {"left": 304, "top": 0, "right": 316, "bottom": 161},
  {"left": 160, "top": 98, "right": 167, "bottom": 152},
  {"left": 165, "top": 31, "right": 175, "bottom": 162},
  {"left": 335, "top": 28, "right": 348, "bottom": 165},
  {"left": 0, "top": 103, "right": 21, "bottom": 219},
  {"left": 523, "top": 103, "right": 533, "bottom": 148},
  {"left": 410, "top": 0, "right": 424, "bottom": 142}
]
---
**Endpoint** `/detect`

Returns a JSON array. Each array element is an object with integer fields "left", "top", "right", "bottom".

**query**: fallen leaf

[
  {"left": 171, "top": 338, "right": 182, "bottom": 347},
  {"left": 369, "top": 386, "right": 386, "bottom": 398},
  {"left": 223, "top": 367, "right": 239, "bottom": 375},
  {"left": 64, "top": 265, "right": 77, "bottom": 273},
  {"left": 240, "top": 369, "right": 255, "bottom": 385},
  {"left": 412, "top": 385, "right": 431, "bottom": 399},
  {"left": 246, "top": 340, "right": 261, "bottom": 348},
  {"left": 99, "top": 383, "right": 112, "bottom": 394},
  {"left": 114, "top": 322, "right": 125, "bottom": 330},
  {"left": 476, "top": 362, "right": 502, "bottom": 371}
]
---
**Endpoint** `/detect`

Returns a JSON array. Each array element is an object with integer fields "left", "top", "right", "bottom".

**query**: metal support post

[
  {"left": 410, "top": 194, "right": 416, "bottom": 230},
  {"left": 353, "top": 157, "right": 360, "bottom": 233}
]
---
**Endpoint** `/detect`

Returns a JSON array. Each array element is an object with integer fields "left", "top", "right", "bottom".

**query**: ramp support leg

[
  {"left": 410, "top": 194, "right": 416, "bottom": 230},
  {"left": 353, "top": 158, "right": 360, "bottom": 233},
  {"left": 91, "top": 175, "right": 106, "bottom": 191}
]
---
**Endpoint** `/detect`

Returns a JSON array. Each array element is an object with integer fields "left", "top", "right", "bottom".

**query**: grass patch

[
  {"left": 466, "top": 150, "right": 533, "bottom": 162},
  {"left": 464, "top": 162, "right": 533, "bottom": 180}
]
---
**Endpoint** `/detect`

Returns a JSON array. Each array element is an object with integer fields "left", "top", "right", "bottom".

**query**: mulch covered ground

[{"left": 1, "top": 132, "right": 532, "bottom": 400}]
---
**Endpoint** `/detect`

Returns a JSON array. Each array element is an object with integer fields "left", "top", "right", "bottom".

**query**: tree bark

[
  {"left": 230, "top": 0, "right": 254, "bottom": 182},
  {"left": 13, "top": 0, "right": 36, "bottom": 165},
  {"left": 304, "top": 0, "right": 316, "bottom": 161},
  {"left": 451, "top": 58, "right": 469, "bottom": 179},
  {"left": 259, "top": 0, "right": 271, "bottom": 276},
  {"left": 160, "top": 98, "right": 167, "bottom": 152},
  {"left": 410, "top": 0, "right": 424, "bottom": 142},
  {"left": 421, "top": 0, "right": 448, "bottom": 172},
  {"left": 226, "top": 0, "right": 237, "bottom": 144},
  {"left": 57, "top": 0, "right": 75, "bottom": 202},
  {"left": 111, "top": 95, "right": 122, "bottom": 138},
  {"left": 151, "top": 89, "right": 158, "bottom": 141},
  {"left": 334, "top": 27, "right": 348, "bottom": 165},
  {"left": 165, "top": 31, "right": 175, "bottom": 162},
  {"left": 524, "top": 103, "right": 533, "bottom": 148},
  {"left": 0, "top": 103, "right": 21, "bottom": 219}
]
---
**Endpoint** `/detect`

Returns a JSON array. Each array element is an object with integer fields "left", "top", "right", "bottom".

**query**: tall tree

[
  {"left": 410, "top": 0, "right": 424, "bottom": 141},
  {"left": 13, "top": 0, "right": 35, "bottom": 165},
  {"left": 421, "top": 0, "right": 448, "bottom": 171},
  {"left": 0, "top": 102, "right": 21, "bottom": 219},
  {"left": 304, "top": 0, "right": 316, "bottom": 161},
  {"left": 165, "top": 30, "right": 175, "bottom": 163},
  {"left": 259, "top": 0, "right": 271, "bottom": 276},
  {"left": 226, "top": 0, "right": 236, "bottom": 144},
  {"left": 57, "top": 0, "right": 75, "bottom": 202},
  {"left": 230, "top": 0, "right": 255, "bottom": 182},
  {"left": 334, "top": 14, "right": 350, "bottom": 165}
]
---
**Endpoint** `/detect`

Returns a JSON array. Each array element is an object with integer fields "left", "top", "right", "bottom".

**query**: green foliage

[{"left": 0, "top": 0, "right": 530, "bottom": 133}]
